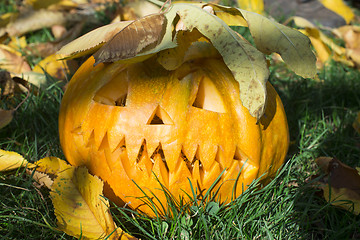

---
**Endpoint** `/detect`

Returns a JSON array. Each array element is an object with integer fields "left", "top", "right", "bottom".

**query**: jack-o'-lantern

[{"left": 58, "top": 44, "right": 289, "bottom": 215}]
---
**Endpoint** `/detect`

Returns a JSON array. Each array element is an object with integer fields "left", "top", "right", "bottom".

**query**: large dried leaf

[
  {"left": 58, "top": 21, "right": 133, "bottom": 59},
  {"left": 204, "top": 4, "right": 316, "bottom": 78},
  {"left": 0, "top": 149, "right": 35, "bottom": 171},
  {"left": 51, "top": 166, "right": 136, "bottom": 239},
  {"left": 169, "top": 3, "right": 268, "bottom": 119},
  {"left": 319, "top": 0, "right": 354, "bottom": 24},
  {"left": 316, "top": 157, "right": 360, "bottom": 215},
  {"left": 93, "top": 13, "right": 174, "bottom": 65}
]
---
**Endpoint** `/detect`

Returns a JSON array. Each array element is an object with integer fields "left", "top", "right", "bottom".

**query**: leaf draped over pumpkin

[{"left": 58, "top": 3, "right": 316, "bottom": 120}]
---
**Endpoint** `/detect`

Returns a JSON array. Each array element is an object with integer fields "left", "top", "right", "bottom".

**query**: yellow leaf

[
  {"left": 32, "top": 54, "right": 73, "bottom": 80},
  {"left": 8, "top": 36, "right": 27, "bottom": 50},
  {"left": 0, "top": 149, "right": 35, "bottom": 171},
  {"left": 51, "top": 166, "right": 137, "bottom": 239},
  {"left": 0, "top": 44, "right": 31, "bottom": 73},
  {"left": 353, "top": 112, "right": 360, "bottom": 134},
  {"left": 293, "top": 17, "right": 353, "bottom": 67},
  {"left": 237, "top": 0, "right": 264, "bottom": 14},
  {"left": 34, "top": 156, "right": 72, "bottom": 176},
  {"left": 319, "top": 0, "right": 354, "bottom": 24},
  {"left": 0, "top": 12, "right": 19, "bottom": 28},
  {"left": 316, "top": 157, "right": 360, "bottom": 215}
]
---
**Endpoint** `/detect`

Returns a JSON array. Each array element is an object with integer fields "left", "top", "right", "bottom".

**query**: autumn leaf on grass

[
  {"left": 0, "top": 44, "right": 31, "bottom": 74},
  {"left": 0, "top": 149, "right": 35, "bottom": 172},
  {"left": 319, "top": 0, "right": 355, "bottom": 24},
  {"left": 32, "top": 54, "right": 78, "bottom": 80},
  {"left": 51, "top": 166, "right": 137, "bottom": 239},
  {"left": 333, "top": 25, "right": 360, "bottom": 67},
  {"left": 292, "top": 17, "right": 353, "bottom": 67},
  {"left": 315, "top": 157, "right": 360, "bottom": 215}
]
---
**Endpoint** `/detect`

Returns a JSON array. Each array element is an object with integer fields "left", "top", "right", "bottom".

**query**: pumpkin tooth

[
  {"left": 203, "top": 161, "right": 223, "bottom": 190},
  {"left": 182, "top": 143, "right": 198, "bottom": 164},
  {"left": 199, "top": 144, "right": 218, "bottom": 172},
  {"left": 136, "top": 143, "right": 153, "bottom": 177},
  {"left": 169, "top": 157, "right": 192, "bottom": 190},
  {"left": 125, "top": 136, "right": 145, "bottom": 164},
  {"left": 191, "top": 159, "right": 203, "bottom": 186},
  {"left": 107, "top": 130, "right": 125, "bottom": 153},
  {"left": 152, "top": 153, "right": 169, "bottom": 188},
  {"left": 146, "top": 139, "right": 160, "bottom": 158},
  {"left": 162, "top": 141, "right": 181, "bottom": 172}
]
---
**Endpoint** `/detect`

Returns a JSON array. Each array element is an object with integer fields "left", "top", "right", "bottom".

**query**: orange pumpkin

[{"left": 59, "top": 49, "right": 289, "bottom": 215}]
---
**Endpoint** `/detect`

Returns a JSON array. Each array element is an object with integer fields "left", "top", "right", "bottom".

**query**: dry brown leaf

[
  {"left": 2, "top": 9, "right": 81, "bottom": 37},
  {"left": 0, "top": 109, "right": 15, "bottom": 130},
  {"left": 0, "top": 70, "right": 24, "bottom": 96},
  {"left": 0, "top": 149, "right": 35, "bottom": 171},
  {"left": 51, "top": 25, "right": 67, "bottom": 39},
  {"left": 316, "top": 157, "right": 360, "bottom": 215},
  {"left": 31, "top": 170, "right": 54, "bottom": 189},
  {"left": 0, "top": 44, "right": 31, "bottom": 73},
  {"left": 93, "top": 13, "right": 168, "bottom": 65},
  {"left": 57, "top": 20, "right": 133, "bottom": 59},
  {"left": 51, "top": 166, "right": 137, "bottom": 239}
]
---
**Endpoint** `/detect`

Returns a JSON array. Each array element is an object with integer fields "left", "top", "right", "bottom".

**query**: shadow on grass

[{"left": 270, "top": 60, "right": 360, "bottom": 239}]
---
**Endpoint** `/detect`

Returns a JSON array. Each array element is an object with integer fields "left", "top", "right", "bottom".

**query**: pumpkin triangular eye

[
  {"left": 192, "top": 77, "right": 227, "bottom": 113},
  {"left": 147, "top": 105, "right": 174, "bottom": 125}
]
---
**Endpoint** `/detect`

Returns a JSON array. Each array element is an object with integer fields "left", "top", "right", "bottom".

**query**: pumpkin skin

[{"left": 59, "top": 54, "right": 289, "bottom": 215}]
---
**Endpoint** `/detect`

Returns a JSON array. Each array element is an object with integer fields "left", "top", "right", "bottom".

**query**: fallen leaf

[
  {"left": 31, "top": 170, "right": 54, "bottom": 189},
  {"left": 0, "top": 70, "right": 24, "bottom": 96},
  {"left": 319, "top": 0, "right": 354, "bottom": 24},
  {"left": 0, "top": 109, "right": 15, "bottom": 130},
  {"left": 51, "top": 166, "right": 137, "bottom": 239},
  {"left": 10, "top": 71, "right": 48, "bottom": 89},
  {"left": 34, "top": 156, "right": 72, "bottom": 177},
  {"left": 0, "top": 149, "right": 35, "bottom": 171},
  {"left": 237, "top": 0, "right": 264, "bottom": 14},
  {"left": 315, "top": 157, "right": 360, "bottom": 215},
  {"left": 353, "top": 112, "right": 360, "bottom": 134},
  {"left": 293, "top": 17, "right": 353, "bottom": 67},
  {"left": 2, "top": 9, "right": 81, "bottom": 37},
  {"left": 0, "top": 44, "right": 31, "bottom": 73},
  {"left": 32, "top": 54, "right": 77, "bottom": 80}
]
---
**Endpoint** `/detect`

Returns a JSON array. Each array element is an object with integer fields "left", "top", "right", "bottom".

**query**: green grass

[
  {"left": 1, "top": 59, "right": 359, "bottom": 239},
  {"left": 1, "top": 2, "right": 360, "bottom": 238}
]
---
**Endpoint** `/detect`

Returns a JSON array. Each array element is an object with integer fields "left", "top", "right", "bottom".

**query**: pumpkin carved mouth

[{"left": 86, "top": 64, "right": 258, "bottom": 190}]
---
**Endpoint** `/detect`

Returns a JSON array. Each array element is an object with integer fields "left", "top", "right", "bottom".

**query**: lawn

[{"left": 1, "top": 1, "right": 360, "bottom": 239}]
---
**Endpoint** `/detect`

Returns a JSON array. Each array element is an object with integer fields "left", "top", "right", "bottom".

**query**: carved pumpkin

[{"left": 59, "top": 49, "right": 289, "bottom": 215}]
